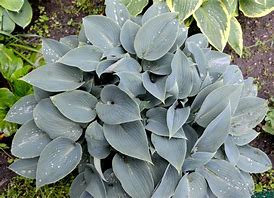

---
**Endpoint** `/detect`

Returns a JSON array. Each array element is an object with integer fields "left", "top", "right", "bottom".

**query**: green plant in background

[
  {"left": 0, "top": 33, "right": 43, "bottom": 135},
  {"left": 0, "top": 0, "right": 33, "bottom": 33},
  {"left": 121, "top": 0, "right": 274, "bottom": 56},
  {"left": 263, "top": 98, "right": 274, "bottom": 135},
  {"left": 5, "top": 1, "right": 272, "bottom": 197}
]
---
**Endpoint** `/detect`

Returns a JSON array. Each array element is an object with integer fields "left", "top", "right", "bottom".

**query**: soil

[{"left": 0, "top": 0, "right": 273, "bottom": 192}]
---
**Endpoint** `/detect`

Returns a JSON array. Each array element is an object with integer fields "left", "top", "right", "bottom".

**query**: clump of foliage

[
  {"left": 121, "top": 0, "right": 274, "bottom": 56},
  {"left": 0, "top": 176, "right": 72, "bottom": 198},
  {"left": 0, "top": 34, "right": 43, "bottom": 134},
  {"left": 263, "top": 98, "right": 274, "bottom": 135},
  {"left": 6, "top": 1, "right": 272, "bottom": 197},
  {"left": 0, "top": 0, "right": 32, "bottom": 33},
  {"left": 254, "top": 170, "right": 274, "bottom": 192}
]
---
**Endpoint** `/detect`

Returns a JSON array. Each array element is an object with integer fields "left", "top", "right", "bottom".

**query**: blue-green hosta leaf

[
  {"left": 152, "top": 165, "right": 180, "bottom": 198},
  {"left": 58, "top": 45, "right": 103, "bottom": 72},
  {"left": 36, "top": 137, "right": 82, "bottom": 187},
  {"left": 33, "top": 99, "right": 83, "bottom": 141},
  {"left": 231, "top": 130, "right": 259, "bottom": 146},
  {"left": 148, "top": 154, "right": 168, "bottom": 185},
  {"left": 11, "top": 120, "right": 51, "bottom": 158},
  {"left": 103, "top": 46, "right": 126, "bottom": 60},
  {"left": 191, "top": 81, "right": 223, "bottom": 113},
  {"left": 70, "top": 172, "right": 89, "bottom": 198},
  {"left": 206, "top": 51, "right": 231, "bottom": 71},
  {"left": 241, "top": 77, "right": 258, "bottom": 97},
  {"left": 145, "top": 107, "right": 186, "bottom": 139},
  {"left": 120, "top": 20, "right": 140, "bottom": 54},
  {"left": 240, "top": 171, "right": 255, "bottom": 194},
  {"left": 21, "top": 63, "right": 84, "bottom": 92},
  {"left": 187, "top": 42, "right": 208, "bottom": 78},
  {"left": 0, "top": 0, "right": 24, "bottom": 11},
  {"left": 223, "top": 65, "right": 243, "bottom": 85},
  {"left": 197, "top": 159, "right": 251, "bottom": 198},
  {"left": 167, "top": 101, "right": 190, "bottom": 138},
  {"left": 142, "top": 2, "right": 169, "bottom": 24},
  {"left": 103, "top": 121, "right": 151, "bottom": 162},
  {"left": 195, "top": 84, "right": 242, "bottom": 127},
  {"left": 183, "top": 152, "right": 215, "bottom": 171},
  {"left": 116, "top": 72, "right": 146, "bottom": 97},
  {"left": 193, "top": 0, "right": 230, "bottom": 51},
  {"left": 9, "top": 158, "right": 38, "bottom": 179},
  {"left": 42, "top": 39, "right": 70, "bottom": 63},
  {"left": 142, "top": 72, "right": 167, "bottom": 102},
  {"left": 183, "top": 125, "right": 198, "bottom": 155},
  {"left": 96, "top": 85, "right": 141, "bottom": 124},
  {"left": 5, "top": 95, "right": 36, "bottom": 124},
  {"left": 33, "top": 87, "right": 54, "bottom": 102},
  {"left": 170, "top": 49, "right": 193, "bottom": 99},
  {"left": 173, "top": 172, "right": 208, "bottom": 198},
  {"left": 169, "top": 25, "right": 188, "bottom": 53},
  {"left": 185, "top": 33, "right": 208, "bottom": 50},
  {"left": 239, "top": 0, "right": 274, "bottom": 17},
  {"left": 85, "top": 165, "right": 106, "bottom": 198},
  {"left": 224, "top": 136, "right": 240, "bottom": 166},
  {"left": 96, "top": 60, "right": 116, "bottom": 77},
  {"left": 85, "top": 121, "right": 110, "bottom": 159},
  {"left": 51, "top": 90, "right": 97, "bottom": 123},
  {"left": 99, "top": 56, "right": 141, "bottom": 76},
  {"left": 231, "top": 96, "right": 268, "bottom": 136},
  {"left": 189, "top": 65, "right": 203, "bottom": 96},
  {"left": 167, "top": 0, "right": 202, "bottom": 20},
  {"left": 94, "top": 158, "right": 107, "bottom": 181},
  {"left": 104, "top": 169, "right": 130, "bottom": 198},
  {"left": 112, "top": 154, "right": 154, "bottom": 198},
  {"left": 237, "top": 145, "right": 272, "bottom": 173},
  {"left": 142, "top": 53, "right": 173, "bottom": 75},
  {"left": 134, "top": 12, "right": 179, "bottom": 61},
  {"left": 7, "top": 0, "right": 32, "bottom": 28},
  {"left": 60, "top": 35, "right": 79, "bottom": 49},
  {"left": 120, "top": 0, "right": 149, "bottom": 16},
  {"left": 105, "top": 0, "right": 130, "bottom": 26},
  {"left": 151, "top": 134, "right": 187, "bottom": 172},
  {"left": 228, "top": 17, "right": 243, "bottom": 56},
  {"left": 194, "top": 104, "right": 231, "bottom": 153},
  {"left": 83, "top": 15, "right": 121, "bottom": 50}
]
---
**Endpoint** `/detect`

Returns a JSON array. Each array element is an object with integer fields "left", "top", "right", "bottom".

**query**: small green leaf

[{"left": 228, "top": 17, "right": 243, "bottom": 56}]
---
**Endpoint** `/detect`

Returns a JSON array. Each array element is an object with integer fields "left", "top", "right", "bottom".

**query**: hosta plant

[
  {"left": 6, "top": 1, "right": 272, "bottom": 197},
  {"left": 0, "top": 0, "right": 32, "bottom": 33},
  {"left": 121, "top": 0, "right": 274, "bottom": 56}
]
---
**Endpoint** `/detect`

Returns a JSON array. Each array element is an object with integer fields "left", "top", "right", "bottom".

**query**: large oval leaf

[
  {"left": 11, "top": 120, "right": 51, "bottom": 158},
  {"left": 195, "top": 84, "right": 242, "bottom": 127},
  {"left": 167, "top": 0, "right": 203, "bottom": 21},
  {"left": 228, "top": 17, "right": 243, "bottom": 56},
  {"left": 5, "top": 94, "right": 36, "bottom": 124},
  {"left": 9, "top": 158, "right": 38, "bottom": 179},
  {"left": 151, "top": 134, "right": 187, "bottom": 172},
  {"left": 237, "top": 145, "right": 272, "bottom": 173},
  {"left": 33, "top": 99, "right": 83, "bottom": 141},
  {"left": 36, "top": 137, "right": 82, "bottom": 187},
  {"left": 120, "top": 20, "right": 140, "bottom": 54},
  {"left": 134, "top": 12, "right": 179, "bottom": 61},
  {"left": 103, "top": 121, "right": 151, "bottom": 162},
  {"left": 142, "top": 53, "right": 173, "bottom": 75},
  {"left": 142, "top": 2, "right": 169, "bottom": 24},
  {"left": 42, "top": 39, "right": 70, "bottom": 63},
  {"left": 112, "top": 154, "right": 154, "bottom": 198},
  {"left": 7, "top": 0, "right": 32, "bottom": 28},
  {"left": 152, "top": 165, "right": 180, "bottom": 198},
  {"left": 85, "top": 121, "right": 110, "bottom": 159},
  {"left": 105, "top": 0, "right": 130, "bottom": 27},
  {"left": 70, "top": 172, "right": 89, "bottom": 198},
  {"left": 51, "top": 90, "right": 97, "bottom": 123},
  {"left": 193, "top": 104, "right": 231, "bottom": 153},
  {"left": 193, "top": 1, "right": 230, "bottom": 51},
  {"left": 197, "top": 159, "right": 251, "bottom": 198},
  {"left": 96, "top": 85, "right": 141, "bottom": 124},
  {"left": 21, "top": 63, "right": 84, "bottom": 92},
  {"left": 224, "top": 136, "right": 240, "bottom": 166},
  {"left": 239, "top": 0, "right": 274, "bottom": 17},
  {"left": 231, "top": 130, "right": 259, "bottom": 146},
  {"left": 0, "top": 0, "right": 24, "bottom": 11},
  {"left": 173, "top": 172, "right": 208, "bottom": 198},
  {"left": 167, "top": 101, "right": 190, "bottom": 138},
  {"left": 58, "top": 45, "right": 103, "bottom": 72},
  {"left": 83, "top": 15, "right": 121, "bottom": 50}
]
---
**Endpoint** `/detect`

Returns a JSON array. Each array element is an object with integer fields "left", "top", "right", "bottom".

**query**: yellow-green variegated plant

[
  {"left": 0, "top": 0, "right": 32, "bottom": 33},
  {"left": 120, "top": 0, "right": 274, "bottom": 56}
]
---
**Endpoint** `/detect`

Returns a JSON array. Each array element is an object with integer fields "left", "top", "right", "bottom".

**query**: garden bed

[{"left": 0, "top": 0, "right": 273, "bottom": 196}]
